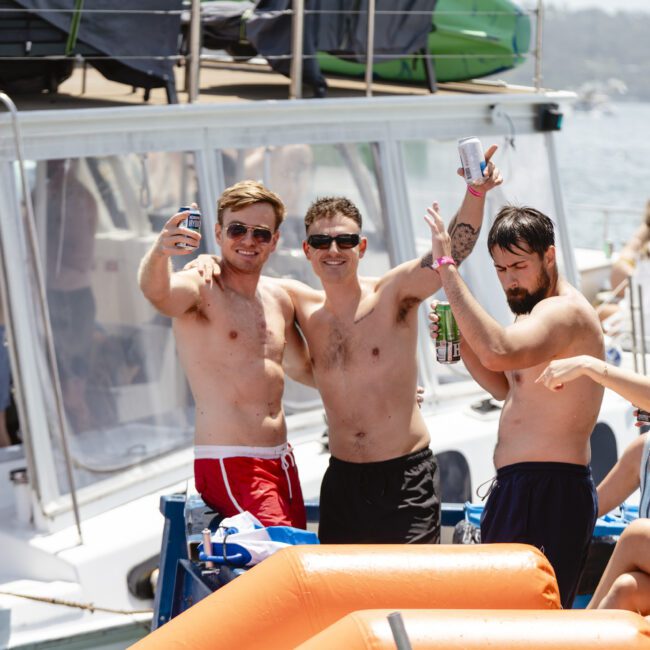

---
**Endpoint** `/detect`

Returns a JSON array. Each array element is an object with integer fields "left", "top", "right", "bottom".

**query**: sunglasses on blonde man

[{"left": 225, "top": 222, "right": 274, "bottom": 244}]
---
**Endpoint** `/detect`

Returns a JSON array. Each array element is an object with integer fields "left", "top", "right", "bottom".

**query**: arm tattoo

[
  {"left": 419, "top": 216, "right": 480, "bottom": 269},
  {"left": 449, "top": 220, "right": 480, "bottom": 265}
]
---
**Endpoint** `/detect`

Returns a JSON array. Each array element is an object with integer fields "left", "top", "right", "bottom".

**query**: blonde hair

[{"left": 217, "top": 180, "right": 286, "bottom": 230}]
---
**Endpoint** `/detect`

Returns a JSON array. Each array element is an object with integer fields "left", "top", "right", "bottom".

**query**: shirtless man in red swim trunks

[{"left": 138, "top": 180, "right": 314, "bottom": 528}]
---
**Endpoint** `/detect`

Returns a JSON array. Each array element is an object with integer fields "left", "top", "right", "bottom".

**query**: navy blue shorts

[
  {"left": 480, "top": 461, "right": 597, "bottom": 608},
  {"left": 318, "top": 448, "right": 440, "bottom": 544}
]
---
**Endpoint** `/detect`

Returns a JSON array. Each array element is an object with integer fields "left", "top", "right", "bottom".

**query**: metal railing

[
  {"left": 0, "top": 0, "right": 545, "bottom": 103},
  {"left": 197, "top": 1, "right": 546, "bottom": 100},
  {"left": 567, "top": 203, "right": 643, "bottom": 258}
]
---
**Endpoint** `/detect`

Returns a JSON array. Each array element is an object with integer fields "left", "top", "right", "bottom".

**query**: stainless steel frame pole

[
  {"left": 289, "top": 0, "right": 305, "bottom": 99},
  {"left": 630, "top": 278, "right": 639, "bottom": 373},
  {"left": 188, "top": 0, "right": 201, "bottom": 102},
  {"left": 0, "top": 92, "right": 83, "bottom": 544},
  {"left": 365, "top": 0, "right": 376, "bottom": 97},
  {"left": 638, "top": 284, "right": 647, "bottom": 375},
  {"left": 534, "top": 0, "right": 544, "bottom": 91}
]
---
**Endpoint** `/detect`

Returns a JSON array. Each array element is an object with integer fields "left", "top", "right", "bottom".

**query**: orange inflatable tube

[
  {"left": 130, "top": 544, "right": 560, "bottom": 650},
  {"left": 297, "top": 609, "right": 650, "bottom": 649}
]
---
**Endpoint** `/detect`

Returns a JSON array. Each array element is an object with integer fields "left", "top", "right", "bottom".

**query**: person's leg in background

[{"left": 589, "top": 519, "right": 650, "bottom": 615}]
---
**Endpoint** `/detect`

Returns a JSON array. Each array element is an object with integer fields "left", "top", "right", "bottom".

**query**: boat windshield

[
  {"left": 13, "top": 142, "right": 393, "bottom": 499},
  {"left": 26, "top": 153, "right": 200, "bottom": 486}
]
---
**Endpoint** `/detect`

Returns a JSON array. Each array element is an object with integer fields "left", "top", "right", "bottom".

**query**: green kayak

[{"left": 318, "top": 0, "right": 531, "bottom": 83}]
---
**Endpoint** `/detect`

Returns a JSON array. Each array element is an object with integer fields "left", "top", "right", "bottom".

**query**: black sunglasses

[
  {"left": 306, "top": 233, "right": 361, "bottom": 250},
  {"left": 226, "top": 222, "right": 274, "bottom": 244}
]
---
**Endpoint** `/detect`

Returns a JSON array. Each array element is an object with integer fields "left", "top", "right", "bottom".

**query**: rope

[{"left": 0, "top": 590, "right": 152, "bottom": 616}]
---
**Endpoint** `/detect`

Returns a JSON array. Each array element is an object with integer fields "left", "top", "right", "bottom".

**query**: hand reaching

[
  {"left": 183, "top": 254, "right": 223, "bottom": 288},
  {"left": 457, "top": 144, "right": 503, "bottom": 193},
  {"left": 535, "top": 356, "right": 591, "bottom": 391},
  {"left": 424, "top": 202, "right": 452, "bottom": 262}
]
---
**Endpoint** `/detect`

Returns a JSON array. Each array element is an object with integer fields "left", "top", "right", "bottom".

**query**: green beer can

[{"left": 435, "top": 301, "right": 460, "bottom": 364}]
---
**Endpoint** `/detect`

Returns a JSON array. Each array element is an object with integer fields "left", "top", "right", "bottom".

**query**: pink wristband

[
  {"left": 431, "top": 256, "right": 457, "bottom": 271},
  {"left": 467, "top": 185, "right": 484, "bottom": 198}
]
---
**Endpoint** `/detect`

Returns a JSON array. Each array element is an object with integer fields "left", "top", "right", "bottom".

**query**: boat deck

[{"left": 7, "top": 58, "right": 537, "bottom": 112}]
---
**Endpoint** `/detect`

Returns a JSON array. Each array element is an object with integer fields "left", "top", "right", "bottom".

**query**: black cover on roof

[
  {"left": 7, "top": 0, "right": 181, "bottom": 100},
  {"left": 200, "top": 0, "right": 436, "bottom": 96}
]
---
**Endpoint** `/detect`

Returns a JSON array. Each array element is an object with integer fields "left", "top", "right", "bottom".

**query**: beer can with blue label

[
  {"left": 176, "top": 205, "right": 201, "bottom": 250},
  {"left": 458, "top": 136, "right": 486, "bottom": 184}
]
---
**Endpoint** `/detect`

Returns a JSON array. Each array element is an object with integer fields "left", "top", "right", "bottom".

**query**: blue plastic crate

[
  {"left": 464, "top": 502, "right": 484, "bottom": 527},
  {"left": 463, "top": 502, "right": 629, "bottom": 537}
]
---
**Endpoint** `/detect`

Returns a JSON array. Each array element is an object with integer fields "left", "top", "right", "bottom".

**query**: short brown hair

[
  {"left": 304, "top": 196, "right": 362, "bottom": 233},
  {"left": 217, "top": 180, "right": 286, "bottom": 230}
]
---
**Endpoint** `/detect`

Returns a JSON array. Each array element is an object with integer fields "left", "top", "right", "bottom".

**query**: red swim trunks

[{"left": 194, "top": 443, "right": 306, "bottom": 529}]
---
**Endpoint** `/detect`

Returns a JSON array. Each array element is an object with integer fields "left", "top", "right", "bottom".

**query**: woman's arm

[{"left": 536, "top": 355, "right": 650, "bottom": 412}]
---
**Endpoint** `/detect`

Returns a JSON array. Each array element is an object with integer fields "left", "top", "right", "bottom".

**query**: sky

[{"left": 538, "top": 0, "right": 650, "bottom": 12}]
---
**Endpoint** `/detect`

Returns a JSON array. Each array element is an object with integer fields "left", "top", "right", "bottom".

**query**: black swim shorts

[{"left": 318, "top": 447, "right": 440, "bottom": 544}]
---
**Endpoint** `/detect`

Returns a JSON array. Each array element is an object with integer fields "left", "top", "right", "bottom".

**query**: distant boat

[
  {"left": 318, "top": 0, "right": 531, "bottom": 84},
  {"left": 574, "top": 78, "right": 628, "bottom": 114}
]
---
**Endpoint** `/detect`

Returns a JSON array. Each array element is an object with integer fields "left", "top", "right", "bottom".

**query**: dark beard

[{"left": 506, "top": 268, "right": 551, "bottom": 315}]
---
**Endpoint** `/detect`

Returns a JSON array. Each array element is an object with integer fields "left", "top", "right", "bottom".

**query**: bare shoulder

[
  {"left": 529, "top": 286, "right": 603, "bottom": 357},
  {"left": 359, "top": 275, "right": 381, "bottom": 296},
  {"left": 174, "top": 267, "right": 204, "bottom": 292},
  {"left": 533, "top": 286, "right": 596, "bottom": 320},
  {"left": 368, "top": 272, "right": 423, "bottom": 322},
  {"left": 631, "top": 432, "right": 649, "bottom": 454},
  {"left": 166, "top": 268, "right": 209, "bottom": 319},
  {"left": 619, "top": 434, "right": 647, "bottom": 466},
  {"left": 375, "top": 261, "right": 409, "bottom": 290},
  {"left": 268, "top": 276, "right": 324, "bottom": 304},
  {"left": 259, "top": 276, "right": 294, "bottom": 308}
]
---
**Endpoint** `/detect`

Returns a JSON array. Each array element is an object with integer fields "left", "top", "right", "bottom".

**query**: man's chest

[
  {"left": 505, "top": 361, "right": 547, "bottom": 394},
  {"left": 195, "top": 294, "right": 288, "bottom": 357},
  {"left": 302, "top": 303, "right": 413, "bottom": 371}
]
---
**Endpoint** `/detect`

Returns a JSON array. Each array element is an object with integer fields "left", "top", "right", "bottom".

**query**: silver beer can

[
  {"left": 176, "top": 205, "right": 201, "bottom": 250},
  {"left": 458, "top": 136, "right": 486, "bottom": 184}
]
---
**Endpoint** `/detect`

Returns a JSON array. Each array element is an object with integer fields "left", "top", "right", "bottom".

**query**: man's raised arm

[
  {"left": 380, "top": 145, "right": 502, "bottom": 302},
  {"left": 425, "top": 204, "right": 580, "bottom": 372},
  {"left": 138, "top": 208, "right": 203, "bottom": 317}
]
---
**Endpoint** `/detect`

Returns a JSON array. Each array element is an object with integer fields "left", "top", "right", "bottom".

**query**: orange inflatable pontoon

[
  {"left": 297, "top": 608, "right": 650, "bottom": 649},
  {"left": 130, "top": 543, "right": 560, "bottom": 649}
]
